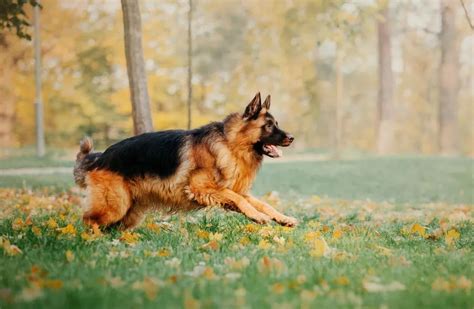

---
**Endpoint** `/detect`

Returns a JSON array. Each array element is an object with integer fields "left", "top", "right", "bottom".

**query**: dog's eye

[{"left": 265, "top": 121, "right": 273, "bottom": 129}]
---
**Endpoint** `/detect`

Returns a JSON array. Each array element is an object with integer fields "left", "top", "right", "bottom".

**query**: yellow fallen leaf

[
  {"left": 259, "top": 256, "right": 286, "bottom": 274},
  {"left": 31, "top": 226, "right": 42, "bottom": 237},
  {"left": 201, "top": 240, "right": 219, "bottom": 251},
  {"left": 132, "top": 277, "right": 160, "bottom": 300},
  {"left": 209, "top": 232, "right": 223, "bottom": 241},
  {"left": 0, "top": 237, "right": 22, "bottom": 256},
  {"left": 457, "top": 276, "right": 472, "bottom": 291},
  {"left": 46, "top": 218, "right": 58, "bottom": 229},
  {"left": 239, "top": 236, "right": 250, "bottom": 246},
  {"left": 304, "top": 231, "right": 322, "bottom": 243},
  {"left": 65, "top": 250, "right": 75, "bottom": 263},
  {"left": 310, "top": 237, "right": 331, "bottom": 257},
  {"left": 332, "top": 229, "right": 343, "bottom": 240},
  {"left": 244, "top": 224, "right": 259, "bottom": 233},
  {"left": 432, "top": 277, "right": 453, "bottom": 292},
  {"left": 334, "top": 276, "right": 350, "bottom": 286},
  {"left": 57, "top": 224, "right": 77, "bottom": 236},
  {"left": 12, "top": 218, "right": 25, "bottom": 230},
  {"left": 41, "top": 279, "right": 63, "bottom": 290},
  {"left": 271, "top": 282, "right": 285, "bottom": 294},
  {"left": 363, "top": 278, "right": 406, "bottom": 292},
  {"left": 146, "top": 222, "right": 161, "bottom": 233},
  {"left": 224, "top": 257, "right": 250, "bottom": 270},
  {"left": 17, "top": 286, "right": 43, "bottom": 302},
  {"left": 157, "top": 248, "right": 171, "bottom": 257},
  {"left": 258, "top": 239, "right": 271, "bottom": 250},
  {"left": 410, "top": 223, "right": 426, "bottom": 237},
  {"left": 374, "top": 245, "right": 392, "bottom": 257},
  {"left": 196, "top": 229, "right": 209, "bottom": 239},
  {"left": 202, "top": 267, "right": 216, "bottom": 280},
  {"left": 120, "top": 231, "right": 140, "bottom": 245},
  {"left": 445, "top": 229, "right": 460, "bottom": 246}
]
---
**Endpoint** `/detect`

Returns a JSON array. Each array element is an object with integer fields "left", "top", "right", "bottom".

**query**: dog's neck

[{"left": 222, "top": 113, "right": 263, "bottom": 164}]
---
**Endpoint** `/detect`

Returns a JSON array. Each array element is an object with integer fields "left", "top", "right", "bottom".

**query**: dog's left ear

[
  {"left": 243, "top": 92, "right": 262, "bottom": 120},
  {"left": 263, "top": 95, "right": 271, "bottom": 110}
]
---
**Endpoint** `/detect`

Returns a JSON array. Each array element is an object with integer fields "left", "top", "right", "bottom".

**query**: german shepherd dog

[{"left": 73, "top": 93, "right": 297, "bottom": 230}]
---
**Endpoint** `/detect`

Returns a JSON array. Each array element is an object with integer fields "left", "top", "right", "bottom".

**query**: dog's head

[{"left": 242, "top": 92, "right": 294, "bottom": 158}]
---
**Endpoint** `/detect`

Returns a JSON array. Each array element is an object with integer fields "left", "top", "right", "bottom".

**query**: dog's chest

[{"left": 227, "top": 155, "right": 260, "bottom": 194}]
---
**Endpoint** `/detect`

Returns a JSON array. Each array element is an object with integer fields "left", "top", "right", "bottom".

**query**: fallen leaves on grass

[
  {"left": 201, "top": 240, "right": 219, "bottom": 251},
  {"left": 310, "top": 237, "right": 331, "bottom": 257},
  {"left": 65, "top": 250, "right": 75, "bottom": 263},
  {"left": 259, "top": 256, "right": 286, "bottom": 274},
  {"left": 0, "top": 236, "right": 22, "bottom": 256},
  {"left": 57, "top": 224, "right": 77, "bottom": 237},
  {"left": 432, "top": 276, "right": 472, "bottom": 292},
  {"left": 132, "top": 277, "right": 160, "bottom": 300},
  {"left": 119, "top": 231, "right": 140, "bottom": 245},
  {"left": 410, "top": 223, "right": 426, "bottom": 238},
  {"left": 363, "top": 277, "right": 406, "bottom": 292},
  {"left": 224, "top": 257, "right": 250, "bottom": 270},
  {"left": 445, "top": 229, "right": 460, "bottom": 246}
]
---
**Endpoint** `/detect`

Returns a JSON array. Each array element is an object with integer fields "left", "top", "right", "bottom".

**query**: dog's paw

[
  {"left": 250, "top": 212, "right": 271, "bottom": 225},
  {"left": 274, "top": 215, "right": 298, "bottom": 227}
]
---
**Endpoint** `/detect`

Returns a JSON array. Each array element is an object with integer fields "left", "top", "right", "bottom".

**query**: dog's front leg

[
  {"left": 245, "top": 195, "right": 298, "bottom": 227},
  {"left": 193, "top": 188, "right": 271, "bottom": 224}
]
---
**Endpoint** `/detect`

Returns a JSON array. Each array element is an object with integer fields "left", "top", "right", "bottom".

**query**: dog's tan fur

[{"left": 77, "top": 95, "right": 297, "bottom": 230}]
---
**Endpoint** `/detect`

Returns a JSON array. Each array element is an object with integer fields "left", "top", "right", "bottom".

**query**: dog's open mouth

[{"left": 262, "top": 144, "right": 283, "bottom": 158}]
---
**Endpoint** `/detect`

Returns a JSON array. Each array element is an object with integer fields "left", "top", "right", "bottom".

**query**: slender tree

[
  {"left": 438, "top": 0, "right": 459, "bottom": 155},
  {"left": 34, "top": 1, "right": 45, "bottom": 157},
  {"left": 187, "top": 0, "right": 193, "bottom": 130},
  {"left": 376, "top": 3, "right": 395, "bottom": 154},
  {"left": 121, "top": 0, "right": 153, "bottom": 135}
]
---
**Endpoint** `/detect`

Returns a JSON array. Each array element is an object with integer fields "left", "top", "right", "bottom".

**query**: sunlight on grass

[{"left": 0, "top": 189, "right": 472, "bottom": 308}]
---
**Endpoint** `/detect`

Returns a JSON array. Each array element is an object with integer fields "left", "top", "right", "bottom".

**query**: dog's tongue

[{"left": 266, "top": 144, "right": 282, "bottom": 158}]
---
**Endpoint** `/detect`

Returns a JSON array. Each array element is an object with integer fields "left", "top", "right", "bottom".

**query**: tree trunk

[
  {"left": 438, "top": 0, "right": 459, "bottom": 155},
  {"left": 187, "top": 0, "right": 193, "bottom": 130},
  {"left": 333, "top": 47, "right": 343, "bottom": 159},
  {"left": 376, "top": 4, "right": 396, "bottom": 154},
  {"left": 34, "top": 2, "right": 46, "bottom": 157},
  {"left": 121, "top": 0, "right": 153, "bottom": 135}
]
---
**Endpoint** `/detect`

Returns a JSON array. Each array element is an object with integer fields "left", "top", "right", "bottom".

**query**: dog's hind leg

[
  {"left": 245, "top": 195, "right": 298, "bottom": 227},
  {"left": 83, "top": 170, "right": 131, "bottom": 227}
]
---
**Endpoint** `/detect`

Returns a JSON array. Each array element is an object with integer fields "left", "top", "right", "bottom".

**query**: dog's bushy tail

[{"left": 73, "top": 137, "right": 93, "bottom": 188}]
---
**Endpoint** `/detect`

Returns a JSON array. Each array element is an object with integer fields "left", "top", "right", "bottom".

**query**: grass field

[{"left": 0, "top": 157, "right": 472, "bottom": 308}]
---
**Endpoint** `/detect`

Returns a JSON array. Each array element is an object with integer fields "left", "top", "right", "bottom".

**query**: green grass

[
  {"left": 0, "top": 157, "right": 472, "bottom": 308},
  {"left": 0, "top": 155, "right": 73, "bottom": 169},
  {"left": 1, "top": 157, "right": 472, "bottom": 203}
]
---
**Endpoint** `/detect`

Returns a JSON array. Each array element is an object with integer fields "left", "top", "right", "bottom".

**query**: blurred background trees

[{"left": 0, "top": 0, "right": 472, "bottom": 155}]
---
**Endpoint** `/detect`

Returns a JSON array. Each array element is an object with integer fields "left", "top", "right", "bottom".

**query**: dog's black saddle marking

[{"left": 88, "top": 130, "right": 187, "bottom": 179}]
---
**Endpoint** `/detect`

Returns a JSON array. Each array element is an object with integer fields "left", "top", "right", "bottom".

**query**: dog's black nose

[{"left": 287, "top": 134, "right": 294, "bottom": 143}]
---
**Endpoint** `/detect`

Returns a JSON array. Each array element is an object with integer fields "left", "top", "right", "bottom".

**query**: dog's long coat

[{"left": 74, "top": 93, "right": 297, "bottom": 229}]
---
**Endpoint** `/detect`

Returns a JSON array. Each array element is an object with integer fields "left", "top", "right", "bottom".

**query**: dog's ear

[
  {"left": 263, "top": 95, "right": 271, "bottom": 110},
  {"left": 243, "top": 92, "right": 262, "bottom": 120}
]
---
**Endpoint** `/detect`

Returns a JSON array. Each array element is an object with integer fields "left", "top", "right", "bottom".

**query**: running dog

[{"left": 73, "top": 93, "right": 297, "bottom": 230}]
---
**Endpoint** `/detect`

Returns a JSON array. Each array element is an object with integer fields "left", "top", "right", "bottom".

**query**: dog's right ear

[{"left": 243, "top": 92, "right": 262, "bottom": 120}]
